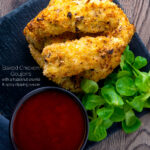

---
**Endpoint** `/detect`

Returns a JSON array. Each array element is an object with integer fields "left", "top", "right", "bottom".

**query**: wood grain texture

[
  {"left": 0, "top": 0, "right": 150, "bottom": 150},
  {"left": 0, "top": 0, "right": 28, "bottom": 17}
]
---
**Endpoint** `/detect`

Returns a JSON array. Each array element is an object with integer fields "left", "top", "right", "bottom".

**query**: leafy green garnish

[
  {"left": 120, "top": 56, "right": 132, "bottom": 72},
  {"left": 127, "top": 94, "right": 150, "bottom": 112},
  {"left": 117, "top": 71, "right": 132, "bottom": 78},
  {"left": 101, "top": 85, "right": 124, "bottom": 106},
  {"left": 133, "top": 56, "right": 147, "bottom": 69},
  {"left": 135, "top": 73, "right": 150, "bottom": 92},
  {"left": 110, "top": 107, "right": 125, "bottom": 122},
  {"left": 124, "top": 110, "right": 137, "bottom": 127},
  {"left": 144, "top": 98, "right": 150, "bottom": 108},
  {"left": 101, "top": 119, "right": 113, "bottom": 129},
  {"left": 88, "top": 118, "right": 107, "bottom": 142},
  {"left": 81, "top": 79, "right": 99, "bottom": 94},
  {"left": 97, "top": 106, "right": 114, "bottom": 120},
  {"left": 122, "top": 118, "right": 141, "bottom": 134},
  {"left": 123, "top": 103, "right": 132, "bottom": 112},
  {"left": 82, "top": 94, "right": 105, "bottom": 110},
  {"left": 124, "top": 46, "right": 135, "bottom": 64},
  {"left": 80, "top": 45, "right": 150, "bottom": 142},
  {"left": 116, "top": 77, "right": 137, "bottom": 96}
]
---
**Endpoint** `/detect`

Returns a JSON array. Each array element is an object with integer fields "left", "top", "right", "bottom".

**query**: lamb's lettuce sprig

[{"left": 80, "top": 45, "right": 150, "bottom": 142}]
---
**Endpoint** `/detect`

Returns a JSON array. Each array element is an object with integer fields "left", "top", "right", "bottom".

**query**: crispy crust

[
  {"left": 25, "top": 0, "right": 135, "bottom": 92},
  {"left": 42, "top": 36, "right": 125, "bottom": 78},
  {"left": 24, "top": 0, "right": 120, "bottom": 50},
  {"left": 29, "top": 44, "right": 45, "bottom": 68}
]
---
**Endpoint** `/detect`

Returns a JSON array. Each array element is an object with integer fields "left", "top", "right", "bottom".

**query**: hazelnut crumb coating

[
  {"left": 24, "top": 0, "right": 135, "bottom": 92},
  {"left": 24, "top": 0, "right": 120, "bottom": 50}
]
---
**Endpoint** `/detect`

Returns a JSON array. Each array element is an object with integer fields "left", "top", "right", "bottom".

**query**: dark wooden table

[{"left": 1, "top": 0, "right": 150, "bottom": 150}]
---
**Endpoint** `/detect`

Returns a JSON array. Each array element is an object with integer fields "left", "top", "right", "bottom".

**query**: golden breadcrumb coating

[
  {"left": 29, "top": 44, "right": 45, "bottom": 68},
  {"left": 42, "top": 36, "right": 125, "bottom": 78},
  {"left": 25, "top": 0, "right": 135, "bottom": 92},
  {"left": 24, "top": 0, "right": 120, "bottom": 50},
  {"left": 29, "top": 36, "right": 124, "bottom": 92}
]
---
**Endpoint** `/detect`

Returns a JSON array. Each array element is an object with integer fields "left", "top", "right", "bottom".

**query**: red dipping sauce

[{"left": 11, "top": 88, "right": 88, "bottom": 150}]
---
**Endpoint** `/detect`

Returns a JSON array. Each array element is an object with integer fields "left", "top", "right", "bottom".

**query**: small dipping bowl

[{"left": 10, "top": 87, "right": 89, "bottom": 150}]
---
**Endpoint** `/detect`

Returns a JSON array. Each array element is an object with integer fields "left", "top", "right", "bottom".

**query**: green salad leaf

[
  {"left": 124, "top": 110, "right": 137, "bottom": 127},
  {"left": 80, "top": 45, "right": 150, "bottom": 142},
  {"left": 123, "top": 46, "right": 135, "bottom": 64},
  {"left": 117, "top": 71, "right": 132, "bottom": 79},
  {"left": 133, "top": 56, "right": 148, "bottom": 69},
  {"left": 82, "top": 94, "right": 105, "bottom": 110},
  {"left": 144, "top": 98, "right": 150, "bottom": 108},
  {"left": 135, "top": 73, "right": 150, "bottom": 92},
  {"left": 122, "top": 118, "right": 141, "bottom": 134},
  {"left": 81, "top": 79, "right": 99, "bottom": 94},
  {"left": 97, "top": 106, "right": 114, "bottom": 120},
  {"left": 101, "top": 85, "right": 124, "bottom": 106},
  {"left": 110, "top": 107, "right": 125, "bottom": 122},
  {"left": 126, "top": 95, "right": 145, "bottom": 112},
  {"left": 116, "top": 77, "right": 137, "bottom": 96},
  {"left": 123, "top": 103, "right": 132, "bottom": 112},
  {"left": 88, "top": 118, "right": 107, "bottom": 142},
  {"left": 101, "top": 119, "right": 113, "bottom": 129},
  {"left": 120, "top": 56, "right": 132, "bottom": 72}
]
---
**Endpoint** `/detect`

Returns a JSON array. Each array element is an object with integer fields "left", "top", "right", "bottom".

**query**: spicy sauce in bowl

[{"left": 10, "top": 87, "right": 88, "bottom": 150}]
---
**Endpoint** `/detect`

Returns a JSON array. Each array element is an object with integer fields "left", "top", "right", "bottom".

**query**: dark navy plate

[{"left": 0, "top": 0, "right": 150, "bottom": 149}]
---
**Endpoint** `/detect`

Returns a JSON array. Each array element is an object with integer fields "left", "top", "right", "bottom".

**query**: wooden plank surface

[{"left": 0, "top": 0, "right": 150, "bottom": 150}]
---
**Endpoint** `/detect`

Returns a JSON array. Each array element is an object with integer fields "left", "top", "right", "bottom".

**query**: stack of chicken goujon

[{"left": 24, "top": 0, "right": 135, "bottom": 92}]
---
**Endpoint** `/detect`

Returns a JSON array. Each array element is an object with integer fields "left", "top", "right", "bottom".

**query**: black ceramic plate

[{"left": 0, "top": 0, "right": 150, "bottom": 149}]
